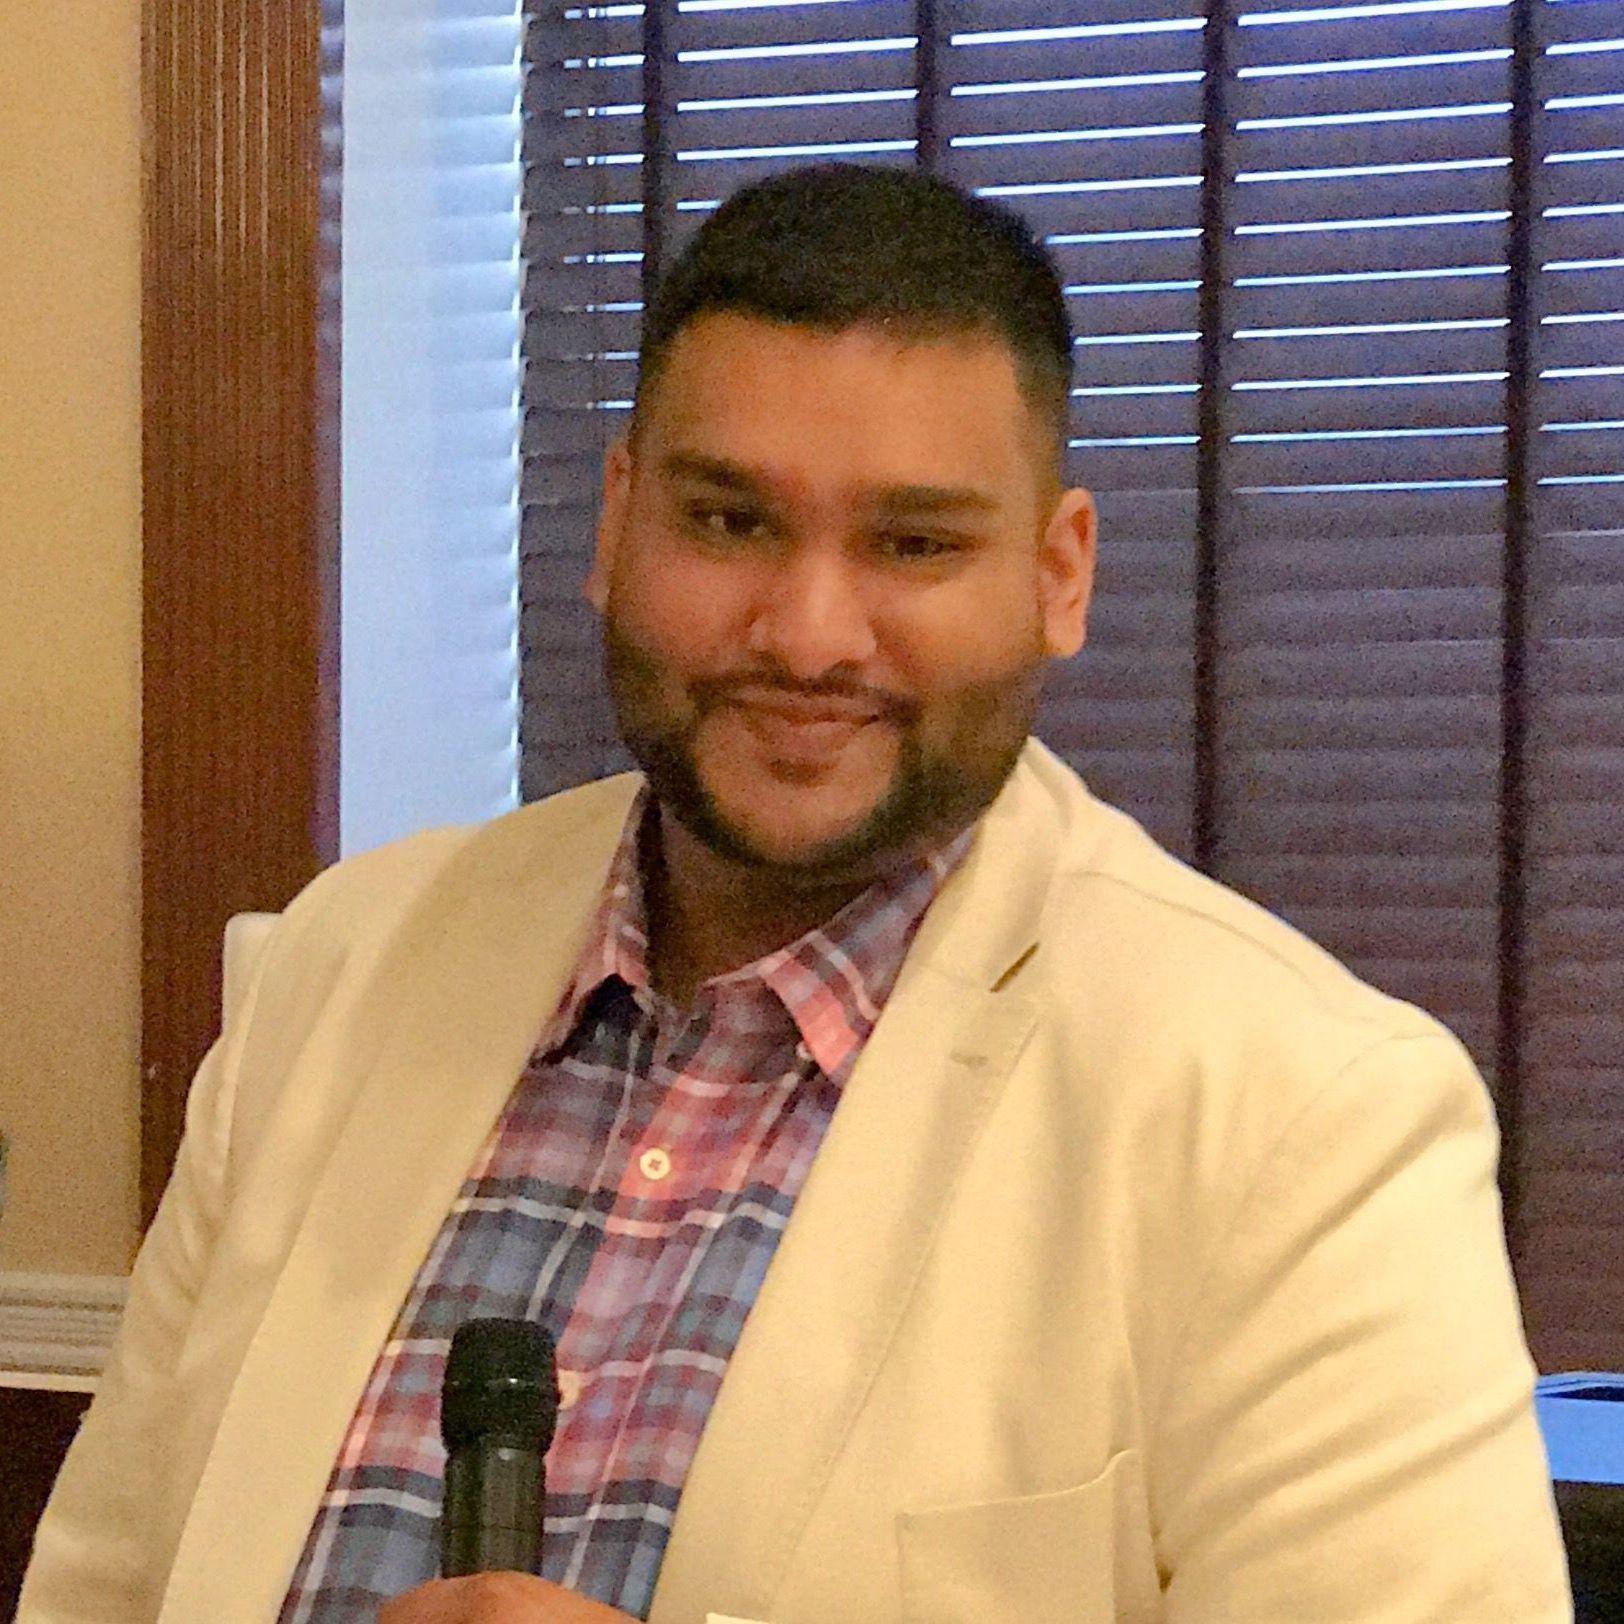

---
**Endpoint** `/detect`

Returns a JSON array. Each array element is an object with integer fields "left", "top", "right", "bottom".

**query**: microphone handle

[{"left": 440, "top": 1436, "right": 545, "bottom": 1578}]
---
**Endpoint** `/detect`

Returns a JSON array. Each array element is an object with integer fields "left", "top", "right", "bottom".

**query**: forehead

[{"left": 638, "top": 313, "right": 1046, "bottom": 499}]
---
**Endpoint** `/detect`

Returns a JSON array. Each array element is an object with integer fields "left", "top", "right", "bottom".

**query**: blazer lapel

[
  {"left": 160, "top": 777, "right": 641, "bottom": 1624},
  {"left": 648, "top": 747, "right": 1062, "bottom": 1624}
]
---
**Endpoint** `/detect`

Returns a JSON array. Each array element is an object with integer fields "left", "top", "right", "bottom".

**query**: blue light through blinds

[
  {"left": 666, "top": 0, "right": 921, "bottom": 219},
  {"left": 1538, "top": 0, "right": 1624, "bottom": 482},
  {"left": 342, "top": 0, "right": 524, "bottom": 856}
]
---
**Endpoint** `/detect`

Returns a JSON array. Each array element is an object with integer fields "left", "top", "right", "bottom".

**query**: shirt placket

[{"left": 546, "top": 998, "right": 711, "bottom": 1452}]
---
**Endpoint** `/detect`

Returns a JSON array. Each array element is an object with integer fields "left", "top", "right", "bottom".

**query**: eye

[
  {"left": 880, "top": 532, "right": 964, "bottom": 563},
  {"left": 685, "top": 502, "right": 770, "bottom": 544}
]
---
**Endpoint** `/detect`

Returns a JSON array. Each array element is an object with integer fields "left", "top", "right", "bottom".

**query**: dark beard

[{"left": 602, "top": 617, "right": 1045, "bottom": 888}]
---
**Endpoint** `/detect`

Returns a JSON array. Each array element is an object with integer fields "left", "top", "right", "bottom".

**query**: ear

[
  {"left": 585, "top": 436, "right": 634, "bottom": 614},
  {"left": 1038, "top": 485, "right": 1097, "bottom": 659}
]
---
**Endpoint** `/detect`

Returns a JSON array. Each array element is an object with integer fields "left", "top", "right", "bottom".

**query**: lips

[{"left": 726, "top": 697, "right": 881, "bottom": 763}]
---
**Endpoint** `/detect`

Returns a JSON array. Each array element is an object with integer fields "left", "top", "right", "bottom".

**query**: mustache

[{"left": 694, "top": 675, "right": 916, "bottom": 723}]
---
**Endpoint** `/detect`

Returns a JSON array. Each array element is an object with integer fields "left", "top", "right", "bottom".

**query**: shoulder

[
  {"left": 217, "top": 772, "right": 644, "bottom": 1152},
  {"left": 1008, "top": 741, "right": 1478, "bottom": 1127},
  {"left": 230, "top": 770, "right": 643, "bottom": 1040},
  {"left": 272, "top": 771, "right": 643, "bottom": 950},
  {"left": 1000, "top": 752, "right": 1505, "bottom": 1383}
]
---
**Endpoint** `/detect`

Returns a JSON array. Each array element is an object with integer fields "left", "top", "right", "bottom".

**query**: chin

[
  {"left": 628, "top": 718, "right": 974, "bottom": 880},
  {"left": 714, "top": 799, "right": 885, "bottom": 873}
]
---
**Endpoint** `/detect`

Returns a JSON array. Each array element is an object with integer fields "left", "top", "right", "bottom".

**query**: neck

[{"left": 643, "top": 806, "right": 871, "bottom": 1006}]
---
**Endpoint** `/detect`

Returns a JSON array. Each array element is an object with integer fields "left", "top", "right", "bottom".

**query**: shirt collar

[{"left": 540, "top": 786, "right": 973, "bottom": 1087}]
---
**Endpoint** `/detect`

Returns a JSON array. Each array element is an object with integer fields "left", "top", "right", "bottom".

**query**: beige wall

[{"left": 0, "top": 5, "right": 143, "bottom": 1273}]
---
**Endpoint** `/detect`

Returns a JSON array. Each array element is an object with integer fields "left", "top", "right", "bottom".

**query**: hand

[{"left": 379, "top": 1573, "right": 638, "bottom": 1624}]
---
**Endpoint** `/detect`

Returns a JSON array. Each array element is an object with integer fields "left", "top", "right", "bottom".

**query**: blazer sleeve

[
  {"left": 1151, "top": 1028, "right": 1572, "bottom": 1621},
  {"left": 16, "top": 1019, "right": 243, "bottom": 1623}
]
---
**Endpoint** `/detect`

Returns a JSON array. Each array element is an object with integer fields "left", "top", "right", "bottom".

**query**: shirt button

[
  {"left": 639, "top": 1146, "right": 673, "bottom": 1182},
  {"left": 557, "top": 1369, "right": 584, "bottom": 1409}
]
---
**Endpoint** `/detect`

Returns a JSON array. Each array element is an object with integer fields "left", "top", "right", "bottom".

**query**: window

[{"left": 518, "top": 0, "right": 1624, "bottom": 1371}]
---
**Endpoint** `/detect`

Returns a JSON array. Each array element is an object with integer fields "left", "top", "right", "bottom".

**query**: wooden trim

[
  {"left": 140, "top": 0, "right": 342, "bottom": 1225},
  {"left": 0, "top": 1273, "right": 128, "bottom": 1385}
]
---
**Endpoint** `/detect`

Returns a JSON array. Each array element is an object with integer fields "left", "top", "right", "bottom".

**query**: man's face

[{"left": 586, "top": 312, "right": 1096, "bottom": 887}]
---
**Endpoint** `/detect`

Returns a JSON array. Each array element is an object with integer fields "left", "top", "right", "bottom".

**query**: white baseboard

[{"left": 0, "top": 1272, "right": 127, "bottom": 1389}]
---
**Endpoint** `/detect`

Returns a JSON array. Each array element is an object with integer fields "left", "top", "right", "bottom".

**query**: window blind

[
  {"left": 942, "top": 1, "right": 1210, "bottom": 858},
  {"left": 518, "top": 1, "right": 644, "bottom": 791},
  {"left": 341, "top": 0, "right": 524, "bottom": 856},
  {"left": 1219, "top": 0, "right": 1517, "bottom": 1083},
  {"left": 519, "top": 0, "right": 1623, "bottom": 1370},
  {"left": 1521, "top": 0, "right": 1624, "bottom": 1370}
]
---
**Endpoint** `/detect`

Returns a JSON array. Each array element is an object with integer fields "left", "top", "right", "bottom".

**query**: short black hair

[{"left": 633, "top": 163, "right": 1074, "bottom": 472}]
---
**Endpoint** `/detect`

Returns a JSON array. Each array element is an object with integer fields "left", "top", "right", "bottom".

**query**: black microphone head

[{"left": 441, "top": 1317, "right": 560, "bottom": 1452}]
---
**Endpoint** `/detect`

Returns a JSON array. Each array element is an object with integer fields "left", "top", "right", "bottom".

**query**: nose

[{"left": 745, "top": 546, "right": 878, "bottom": 680}]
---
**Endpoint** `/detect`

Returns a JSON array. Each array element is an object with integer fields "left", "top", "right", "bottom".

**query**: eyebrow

[
  {"left": 658, "top": 451, "right": 1001, "bottom": 518},
  {"left": 873, "top": 484, "right": 1002, "bottom": 518}
]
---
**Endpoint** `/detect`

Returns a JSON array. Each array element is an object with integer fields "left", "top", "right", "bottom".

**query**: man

[{"left": 22, "top": 165, "right": 1569, "bottom": 1622}]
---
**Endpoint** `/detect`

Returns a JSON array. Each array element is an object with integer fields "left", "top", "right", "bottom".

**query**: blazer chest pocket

[{"left": 896, "top": 1449, "right": 1160, "bottom": 1624}]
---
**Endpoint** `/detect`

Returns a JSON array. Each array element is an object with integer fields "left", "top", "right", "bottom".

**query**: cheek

[
  {"left": 883, "top": 580, "right": 1044, "bottom": 692},
  {"left": 613, "top": 547, "right": 752, "bottom": 661}
]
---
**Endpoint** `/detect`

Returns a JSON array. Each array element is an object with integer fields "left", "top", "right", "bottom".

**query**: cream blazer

[{"left": 21, "top": 741, "right": 1571, "bottom": 1622}]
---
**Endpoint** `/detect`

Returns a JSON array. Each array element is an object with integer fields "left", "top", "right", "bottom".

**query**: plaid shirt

[{"left": 279, "top": 790, "right": 970, "bottom": 1620}]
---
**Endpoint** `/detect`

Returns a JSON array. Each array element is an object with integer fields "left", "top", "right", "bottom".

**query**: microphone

[{"left": 439, "top": 1316, "right": 560, "bottom": 1578}]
